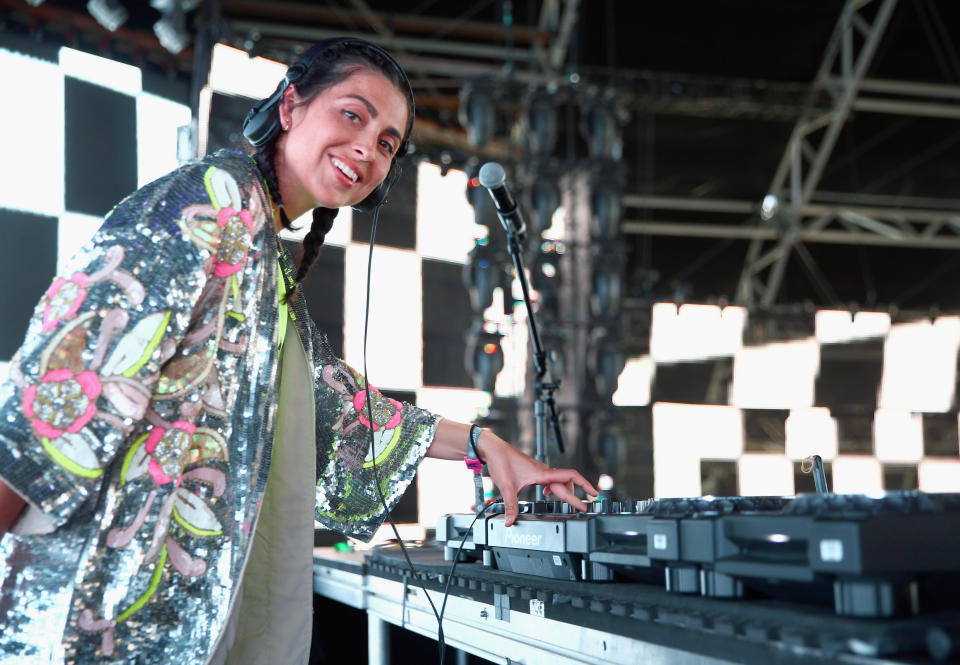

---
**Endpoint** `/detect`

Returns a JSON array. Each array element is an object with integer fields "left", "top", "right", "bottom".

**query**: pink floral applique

[
  {"left": 144, "top": 420, "right": 197, "bottom": 485},
  {"left": 42, "top": 273, "right": 90, "bottom": 331},
  {"left": 353, "top": 388, "right": 403, "bottom": 431},
  {"left": 213, "top": 207, "right": 254, "bottom": 277},
  {"left": 22, "top": 368, "right": 101, "bottom": 439}
]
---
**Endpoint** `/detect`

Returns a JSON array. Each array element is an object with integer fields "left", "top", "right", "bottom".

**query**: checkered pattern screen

[{"left": 616, "top": 304, "right": 960, "bottom": 497}]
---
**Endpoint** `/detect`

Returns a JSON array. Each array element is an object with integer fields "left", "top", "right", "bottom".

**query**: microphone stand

[{"left": 499, "top": 219, "right": 565, "bottom": 502}]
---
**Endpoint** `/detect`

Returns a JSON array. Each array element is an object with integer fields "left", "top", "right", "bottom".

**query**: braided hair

[{"left": 253, "top": 42, "right": 414, "bottom": 285}]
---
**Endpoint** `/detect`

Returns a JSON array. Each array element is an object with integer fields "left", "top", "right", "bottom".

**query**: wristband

[{"left": 468, "top": 424, "right": 486, "bottom": 465}]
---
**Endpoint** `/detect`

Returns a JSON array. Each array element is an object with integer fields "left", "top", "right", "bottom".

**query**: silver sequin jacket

[{"left": 0, "top": 149, "right": 440, "bottom": 664}]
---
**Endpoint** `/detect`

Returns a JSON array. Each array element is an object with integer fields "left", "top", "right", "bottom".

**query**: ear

[{"left": 278, "top": 84, "right": 302, "bottom": 130}]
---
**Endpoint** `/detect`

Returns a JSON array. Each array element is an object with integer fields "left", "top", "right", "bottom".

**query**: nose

[{"left": 352, "top": 129, "right": 378, "bottom": 161}]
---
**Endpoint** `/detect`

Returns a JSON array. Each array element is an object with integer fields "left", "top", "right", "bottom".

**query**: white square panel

[
  {"left": 58, "top": 212, "right": 103, "bottom": 274},
  {"left": 416, "top": 162, "right": 483, "bottom": 263},
  {"left": 208, "top": 43, "right": 287, "bottom": 99},
  {"left": 59, "top": 46, "right": 141, "bottom": 96},
  {"left": 738, "top": 454, "right": 794, "bottom": 496},
  {"left": 137, "top": 92, "right": 191, "bottom": 187},
  {"left": 0, "top": 48, "right": 64, "bottom": 216},
  {"left": 731, "top": 339, "right": 818, "bottom": 409},
  {"left": 918, "top": 459, "right": 960, "bottom": 493},
  {"left": 613, "top": 355, "right": 654, "bottom": 406},
  {"left": 831, "top": 456, "right": 883, "bottom": 495},
  {"left": 879, "top": 317, "right": 960, "bottom": 413},
  {"left": 650, "top": 303, "right": 745, "bottom": 362},
  {"left": 815, "top": 309, "right": 890, "bottom": 343},
  {"left": 343, "top": 242, "right": 422, "bottom": 391},
  {"left": 785, "top": 407, "right": 838, "bottom": 460},
  {"left": 653, "top": 402, "right": 743, "bottom": 497},
  {"left": 873, "top": 409, "right": 924, "bottom": 463}
]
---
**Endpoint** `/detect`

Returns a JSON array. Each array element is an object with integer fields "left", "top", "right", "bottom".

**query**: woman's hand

[
  {"left": 426, "top": 419, "right": 597, "bottom": 527},
  {"left": 477, "top": 431, "right": 597, "bottom": 526}
]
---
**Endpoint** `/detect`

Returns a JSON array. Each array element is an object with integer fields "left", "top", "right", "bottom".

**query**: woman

[{"left": 0, "top": 39, "right": 595, "bottom": 664}]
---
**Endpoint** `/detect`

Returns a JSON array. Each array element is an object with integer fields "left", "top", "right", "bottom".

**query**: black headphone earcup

[
  {"left": 352, "top": 161, "right": 403, "bottom": 213},
  {"left": 242, "top": 103, "right": 280, "bottom": 148}
]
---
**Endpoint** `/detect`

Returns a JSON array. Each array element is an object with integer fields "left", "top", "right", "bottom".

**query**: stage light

[
  {"left": 459, "top": 81, "right": 497, "bottom": 147},
  {"left": 152, "top": 2, "right": 190, "bottom": 55},
  {"left": 526, "top": 176, "right": 560, "bottom": 235},
  {"left": 466, "top": 324, "right": 505, "bottom": 393},
  {"left": 589, "top": 334, "right": 626, "bottom": 397},
  {"left": 87, "top": 0, "right": 128, "bottom": 32},
  {"left": 525, "top": 92, "right": 558, "bottom": 155},
  {"left": 531, "top": 251, "right": 561, "bottom": 318},
  {"left": 590, "top": 185, "right": 622, "bottom": 240},
  {"left": 463, "top": 241, "right": 505, "bottom": 312},
  {"left": 580, "top": 100, "right": 622, "bottom": 160},
  {"left": 590, "top": 255, "right": 624, "bottom": 319}
]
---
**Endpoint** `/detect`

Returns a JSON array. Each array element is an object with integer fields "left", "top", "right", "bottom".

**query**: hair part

[{"left": 255, "top": 41, "right": 414, "bottom": 285}]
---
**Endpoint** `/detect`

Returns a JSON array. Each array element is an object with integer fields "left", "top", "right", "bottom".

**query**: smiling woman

[{"left": 0, "top": 37, "right": 596, "bottom": 665}]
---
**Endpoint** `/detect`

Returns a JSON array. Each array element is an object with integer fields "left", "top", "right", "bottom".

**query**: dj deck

[{"left": 313, "top": 491, "right": 960, "bottom": 664}]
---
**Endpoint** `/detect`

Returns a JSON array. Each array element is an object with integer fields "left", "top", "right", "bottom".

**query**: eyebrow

[{"left": 345, "top": 94, "right": 403, "bottom": 142}]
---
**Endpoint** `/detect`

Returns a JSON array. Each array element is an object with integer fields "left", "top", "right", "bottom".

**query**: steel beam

[{"left": 736, "top": 0, "right": 899, "bottom": 307}]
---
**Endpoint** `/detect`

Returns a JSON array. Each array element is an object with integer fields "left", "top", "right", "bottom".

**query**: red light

[
  {"left": 468, "top": 177, "right": 481, "bottom": 188},
  {"left": 483, "top": 343, "right": 499, "bottom": 354}
]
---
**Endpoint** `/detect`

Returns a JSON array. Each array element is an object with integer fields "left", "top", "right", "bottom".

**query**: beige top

[{"left": 212, "top": 325, "right": 317, "bottom": 665}]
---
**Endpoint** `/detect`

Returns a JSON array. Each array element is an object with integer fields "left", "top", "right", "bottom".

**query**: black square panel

[
  {"left": 382, "top": 389, "right": 417, "bottom": 523},
  {"left": 922, "top": 412, "right": 960, "bottom": 457},
  {"left": 421, "top": 258, "right": 473, "bottom": 388},
  {"left": 814, "top": 340, "right": 884, "bottom": 410},
  {"left": 292, "top": 241, "right": 345, "bottom": 358},
  {"left": 651, "top": 358, "right": 732, "bottom": 405},
  {"left": 351, "top": 158, "right": 417, "bottom": 250},
  {"left": 883, "top": 464, "right": 919, "bottom": 491},
  {"left": 743, "top": 408, "right": 788, "bottom": 453},
  {"left": 833, "top": 406, "right": 875, "bottom": 455},
  {"left": 64, "top": 77, "right": 137, "bottom": 217},
  {"left": 700, "top": 459, "right": 737, "bottom": 497},
  {"left": 0, "top": 208, "right": 58, "bottom": 358}
]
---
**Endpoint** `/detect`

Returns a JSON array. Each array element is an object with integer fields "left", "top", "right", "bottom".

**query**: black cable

[
  {"left": 362, "top": 205, "right": 508, "bottom": 665},
  {"left": 360, "top": 206, "right": 448, "bottom": 665}
]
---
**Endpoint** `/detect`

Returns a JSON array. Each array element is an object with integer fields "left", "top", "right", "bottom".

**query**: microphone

[{"left": 478, "top": 162, "right": 527, "bottom": 243}]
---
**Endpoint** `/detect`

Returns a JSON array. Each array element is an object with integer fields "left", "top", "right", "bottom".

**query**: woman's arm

[
  {"left": 427, "top": 419, "right": 597, "bottom": 527},
  {"left": 0, "top": 479, "right": 26, "bottom": 537}
]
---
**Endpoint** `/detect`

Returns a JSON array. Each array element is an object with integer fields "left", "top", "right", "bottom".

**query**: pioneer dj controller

[{"left": 436, "top": 492, "right": 960, "bottom": 618}]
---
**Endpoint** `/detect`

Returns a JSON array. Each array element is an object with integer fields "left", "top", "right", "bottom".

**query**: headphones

[{"left": 242, "top": 38, "right": 414, "bottom": 213}]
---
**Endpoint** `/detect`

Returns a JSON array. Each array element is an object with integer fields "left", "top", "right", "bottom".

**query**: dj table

[{"left": 312, "top": 541, "right": 958, "bottom": 665}]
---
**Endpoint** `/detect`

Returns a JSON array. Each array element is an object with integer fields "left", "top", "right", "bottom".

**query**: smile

[{"left": 331, "top": 157, "right": 359, "bottom": 183}]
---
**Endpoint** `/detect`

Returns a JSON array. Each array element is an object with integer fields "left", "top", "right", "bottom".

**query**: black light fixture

[
  {"left": 589, "top": 185, "right": 622, "bottom": 240},
  {"left": 465, "top": 323, "right": 505, "bottom": 393},
  {"left": 531, "top": 250, "right": 561, "bottom": 319},
  {"left": 525, "top": 175, "right": 560, "bottom": 236},
  {"left": 459, "top": 81, "right": 497, "bottom": 147},
  {"left": 589, "top": 332, "right": 626, "bottom": 396},
  {"left": 525, "top": 90, "right": 559, "bottom": 156},
  {"left": 150, "top": 0, "right": 198, "bottom": 55},
  {"left": 463, "top": 240, "right": 505, "bottom": 312},
  {"left": 590, "top": 254, "right": 624, "bottom": 319},
  {"left": 580, "top": 96, "right": 623, "bottom": 161}
]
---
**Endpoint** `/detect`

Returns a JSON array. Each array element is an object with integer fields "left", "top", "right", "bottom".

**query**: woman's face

[{"left": 276, "top": 68, "right": 409, "bottom": 215}]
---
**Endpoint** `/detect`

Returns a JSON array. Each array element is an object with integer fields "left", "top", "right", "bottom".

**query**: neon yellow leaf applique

[
  {"left": 362, "top": 425, "right": 403, "bottom": 469},
  {"left": 40, "top": 429, "right": 103, "bottom": 478},
  {"left": 120, "top": 433, "right": 150, "bottom": 484},
  {"left": 100, "top": 311, "right": 171, "bottom": 377},
  {"left": 204, "top": 167, "right": 242, "bottom": 211},
  {"left": 172, "top": 489, "right": 222, "bottom": 537}
]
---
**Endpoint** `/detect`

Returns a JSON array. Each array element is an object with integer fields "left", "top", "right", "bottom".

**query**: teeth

[{"left": 332, "top": 157, "right": 358, "bottom": 183}]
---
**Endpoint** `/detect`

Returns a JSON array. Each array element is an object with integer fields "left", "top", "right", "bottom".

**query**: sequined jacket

[{"left": 0, "top": 149, "right": 440, "bottom": 664}]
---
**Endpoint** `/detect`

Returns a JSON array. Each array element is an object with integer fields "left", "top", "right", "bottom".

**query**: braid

[
  {"left": 253, "top": 142, "right": 292, "bottom": 229},
  {"left": 295, "top": 207, "right": 337, "bottom": 283}
]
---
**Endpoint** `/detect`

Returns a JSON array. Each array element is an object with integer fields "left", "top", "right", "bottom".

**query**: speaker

[{"left": 242, "top": 38, "right": 413, "bottom": 213}]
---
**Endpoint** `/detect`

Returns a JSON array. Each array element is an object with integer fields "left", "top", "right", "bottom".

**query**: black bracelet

[{"left": 468, "top": 424, "right": 486, "bottom": 465}]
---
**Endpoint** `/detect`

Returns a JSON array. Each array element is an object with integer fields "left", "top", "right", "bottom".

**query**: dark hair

[{"left": 254, "top": 41, "right": 415, "bottom": 284}]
